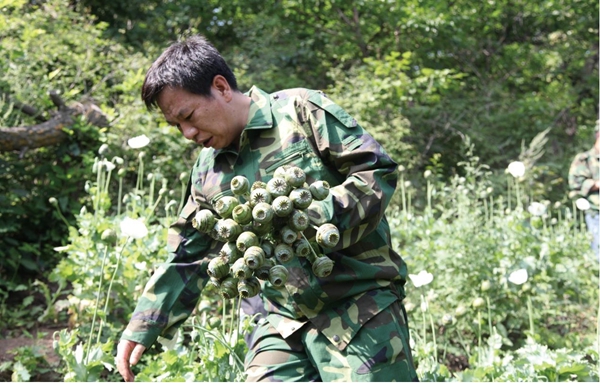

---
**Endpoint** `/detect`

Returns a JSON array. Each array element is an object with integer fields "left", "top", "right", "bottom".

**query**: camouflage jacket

[
  {"left": 121, "top": 86, "right": 408, "bottom": 352},
  {"left": 568, "top": 146, "right": 599, "bottom": 211}
]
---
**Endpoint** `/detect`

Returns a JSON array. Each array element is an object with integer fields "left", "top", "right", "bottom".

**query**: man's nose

[{"left": 180, "top": 123, "right": 197, "bottom": 140}]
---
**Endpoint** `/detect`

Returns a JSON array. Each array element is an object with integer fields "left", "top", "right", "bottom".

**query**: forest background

[{"left": 0, "top": 0, "right": 599, "bottom": 381}]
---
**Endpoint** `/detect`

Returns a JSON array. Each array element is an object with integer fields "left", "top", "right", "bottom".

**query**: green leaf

[{"left": 11, "top": 361, "right": 31, "bottom": 382}]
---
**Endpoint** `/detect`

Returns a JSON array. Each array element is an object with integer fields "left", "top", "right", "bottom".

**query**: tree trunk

[{"left": 0, "top": 112, "right": 73, "bottom": 152}]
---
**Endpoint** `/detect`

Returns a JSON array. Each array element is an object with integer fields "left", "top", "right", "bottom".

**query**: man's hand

[{"left": 116, "top": 340, "right": 146, "bottom": 382}]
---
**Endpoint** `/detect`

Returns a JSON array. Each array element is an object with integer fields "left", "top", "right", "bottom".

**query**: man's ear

[{"left": 213, "top": 75, "right": 232, "bottom": 100}]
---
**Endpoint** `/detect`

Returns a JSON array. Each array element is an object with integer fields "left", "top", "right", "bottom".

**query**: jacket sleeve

[
  {"left": 120, "top": 188, "right": 217, "bottom": 348},
  {"left": 568, "top": 152, "right": 595, "bottom": 198},
  {"left": 303, "top": 91, "right": 398, "bottom": 250}
]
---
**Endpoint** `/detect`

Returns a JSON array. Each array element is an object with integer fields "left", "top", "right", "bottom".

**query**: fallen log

[{"left": 0, "top": 91, "right": 108, "bottom": 153}]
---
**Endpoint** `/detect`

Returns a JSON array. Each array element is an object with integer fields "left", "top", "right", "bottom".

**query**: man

[
  {"left": 116, "top": 34, "right": 418, "bottom": 382},
  {"left": 568, "top": 123, "right": 600, "bottom": 259}
]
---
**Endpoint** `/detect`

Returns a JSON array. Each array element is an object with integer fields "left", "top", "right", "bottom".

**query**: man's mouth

[{"left": 201, "top": 137, "right": 213, "bottom": 148}]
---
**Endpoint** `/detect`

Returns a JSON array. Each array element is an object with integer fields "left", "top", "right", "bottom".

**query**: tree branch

[
  {"left": 0, "top": 92, "right": 47, "bottom": 123},
  {"left": 0, "top": 92, "right": 109, "bottom": 152}
]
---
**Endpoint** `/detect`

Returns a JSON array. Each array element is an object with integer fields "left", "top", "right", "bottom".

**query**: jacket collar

[{"left": 244, "top": 86, "right": 274, "bottom": 131}]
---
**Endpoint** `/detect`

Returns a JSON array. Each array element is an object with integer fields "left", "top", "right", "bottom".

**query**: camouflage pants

[{"left": 244, "top": 300, "right": 419, "bottom": 382}]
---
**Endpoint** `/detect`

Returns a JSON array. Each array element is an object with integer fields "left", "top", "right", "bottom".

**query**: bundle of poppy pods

[{"left": 191, "top": 166, "right": 340, "bottom": 300}]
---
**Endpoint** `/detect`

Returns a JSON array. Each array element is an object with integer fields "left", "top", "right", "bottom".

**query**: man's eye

[{"left": 185, "top": 112, "right": 193, "bottom": 121}]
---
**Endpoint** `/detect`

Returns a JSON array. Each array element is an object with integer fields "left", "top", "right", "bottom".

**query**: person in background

[
  {"left": 115, "top": 34, "right": 419, "bottom": 382},
  {"left": 568, "top": 122, "right": 600, "bottom": 260}
]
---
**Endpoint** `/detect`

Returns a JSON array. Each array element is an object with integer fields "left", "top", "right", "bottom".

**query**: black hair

[{"left": 141, "top": 35, "right": 238, "bottom": 110}]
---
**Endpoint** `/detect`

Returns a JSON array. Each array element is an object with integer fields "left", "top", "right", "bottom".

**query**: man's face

[{"left": 157, "top": 86, "right": 241, "bottom": 149}]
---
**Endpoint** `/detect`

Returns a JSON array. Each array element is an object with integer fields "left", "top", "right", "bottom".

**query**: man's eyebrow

[{"left": 165, "top": 107, "right": 188, "bottom": 126}]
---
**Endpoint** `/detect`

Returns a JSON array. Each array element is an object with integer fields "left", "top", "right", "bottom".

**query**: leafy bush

[
  {"left": 32, "top": 132, "right": 597, "bottom": 382},
  {"left": 0, "top": 0, "right": 193, "bottom": 292},
  {"left": 392, "top": 148, "right": 599, "bottom": 380}
]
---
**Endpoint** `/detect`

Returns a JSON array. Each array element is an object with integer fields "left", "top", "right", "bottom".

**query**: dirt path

[{"left": 0, "top": 326, "right": 63, "bottom": 381}]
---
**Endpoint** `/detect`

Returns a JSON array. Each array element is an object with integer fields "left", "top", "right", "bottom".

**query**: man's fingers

[
  {"left": 130, "top": 344, "right": 147, "bottom": 365},
  {"left": 117, "top": 340, "right": 144, "bottom": 382}
]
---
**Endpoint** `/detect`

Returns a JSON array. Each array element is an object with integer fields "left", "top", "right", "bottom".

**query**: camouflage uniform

[
  {"left": 568, "top": 144, "right": 600, "bottom": 258},
  {"left": 121, "top": 87, "right": 418, "bottom": 381}
]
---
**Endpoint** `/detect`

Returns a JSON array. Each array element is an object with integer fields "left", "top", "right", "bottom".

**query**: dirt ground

[{"left": 0, "top": 326, "right": 63, "bottom": 381}]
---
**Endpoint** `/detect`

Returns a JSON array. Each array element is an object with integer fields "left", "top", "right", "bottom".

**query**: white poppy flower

[
  {"left": 98, "top": 144, "right": 109, "bottom": 155},
  {"left": 408, "top": 270, "right": 434, "bottom": 288},
  {"left": 507, "top": 161, "right": 525, "bottom": 178},
  {"left": 508, "top": 269, "right": 528, "bottom": 285},
  {"left": 120, "top": 217, "right": 148, "bottom": 239},
  {"left": 527, "top": 202, "right": 546, "bottom": 217},
  {"left": 127, "top": 134, "right": 150, "bottom": 149},
  {"left": 575, "top": 198, "right": 590, "bottom": 211},
  {"left": 102, "top": 159, "right": 116, "bottom": 172},
  {"left": 134, "top": 262, "right": 148, "bottom": 271}
]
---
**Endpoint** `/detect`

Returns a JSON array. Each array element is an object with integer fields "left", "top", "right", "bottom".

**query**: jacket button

[{"left": 333, "top": 335, "right": 340, "bottom": 342}]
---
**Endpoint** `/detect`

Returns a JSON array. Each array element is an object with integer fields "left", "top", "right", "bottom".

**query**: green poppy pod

[
  {"left": 279, "top": 225, "right": 298, "bottom": 245},
  {"left": 274, "top": 243, "right": 294, "bottom": 264},
  {"left": 293, "top": 238, "right": 312, "bottom": 258},
  {"left": 251, "top": 220, "right": 273, "bottom": 236},
  {"left": 268, "top": 264, "right": 289, "bottom": 287},
  {"left": 232, "top": 203, "right": 253, "bottom": 225},
  {"left": 266, "top": 177, "right": 291, "bottom": 198},
  {"left": 100, "top": 229, "right": 117, "bottom": 244},
  {"left": 249, "top": 188, "right": 272, "bottom": 207},
  {"left": 289, "top": 188, "right": 313, "bottom": 209},
  {"left": 251, "top": 180, "right": 268, "bottom": 191},
  {"left": 208, "top": 276, "right": 221, "bottom": 288},
  {"left": 472, "top": 297, "right": 485, "bottom": 309},
  {"left": 288, "top": 209, "right": 309, "bottom": 232},
  {"left": 219, "top": 242, "right": 241, "bottom": 263},
  {"left": 272, "top": 196, "right": 294, "bottom": 217},
  {"left": 252, "top": 202, "right": 275, "bottom": 224},
  {"left": 273, "top": 165, "right": 290, "bottom": 179},
  {"left": 285, "top": 166, "right": 306, "bottom": 188},
  {"left": 198, "top": 299, "right": 212, "bottom": 313},
  {"left": 230, "top": 175, "right": 250, "bottom": 196},
  {"left": 238, "top": 277, "right": 261, "bottom": 298},
  {"left": 208, "top": 316, "right": 221, "bottom": 329},
  {"left": 309, "top": 180, "right": 330, "bottom": 201},
  {"left": 214, "top": 196, "right": 239, "bottom": 218},
  {"left": 316, "top": 223, "right": 340, "bottom": 248},
  {"left": 254, "top": 257, "right": 275, "bottom": 280},
  {"left": 218, "top": 219, "right": 243, "bottom": 242},
  {"left": 312, "top": 255, "right": 335, "bottom": 278},
  {"left": 244, "top": 246, "right": 266, "bottom": 269},
  {"left": 236, "top": 231, "right": 259, "bottom": 253},
  {"left": 207, "top": 256, "right": 230, "bottom": 279},
  {"left": 220, "top": 276, "right": 240, "bottom": 299},
  {"left": 210, "top": 219, "right": 223, "bottom": 241},
  {"left": 261, "top": 241, "right": 275, "bottom": 258},
  {"left": 231, "top": 257, "right": 252, "bottom": 279},
  {"left": 192, "top": 209, "right": 216, "bottom": 233}
]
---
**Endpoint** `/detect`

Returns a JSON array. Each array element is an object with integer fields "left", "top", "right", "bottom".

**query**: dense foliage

[
  {"left": 3, "top": 147, "right": 598, "bottom": 381},
  {"left": 0, "top": 0, "right": 598, "bottom": 381}
]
